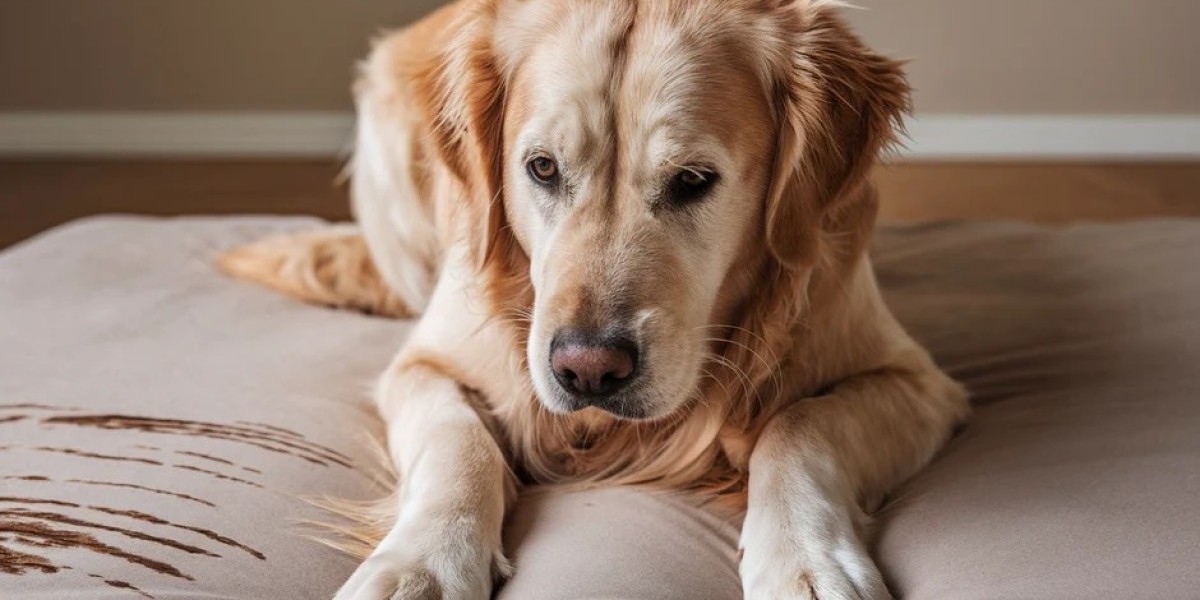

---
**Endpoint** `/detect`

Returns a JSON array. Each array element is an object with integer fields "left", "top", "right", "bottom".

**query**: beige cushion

[
  {"left": 2, "top": 216, "right": 1198, "bottom": 599},
  {"left": 0, "top": 217, "right": 399, "bottom": 599},
  {"left": 874, "top": 221, "right": 1200, "bottom": 599}
]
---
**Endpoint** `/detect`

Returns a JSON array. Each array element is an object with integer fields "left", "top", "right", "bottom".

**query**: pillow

[
  {"left": 874, "top": 220, "right": 1200, "bottom": 599},
  {"left": 4, "top": 216, "right": 1198, "bottom": 599},
  {"left": 1, "top": 217, "right": 402, "bottom": 599}
]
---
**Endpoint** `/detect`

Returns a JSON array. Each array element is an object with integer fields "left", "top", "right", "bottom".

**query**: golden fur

[
  {"left": 221, "top": 1, "right": 969, "bottom": 598},
  {"left": 220, "top": 228, "right": 410, "bottom": 318}
]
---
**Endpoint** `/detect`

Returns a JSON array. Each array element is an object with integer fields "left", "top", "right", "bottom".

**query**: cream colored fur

[{"left": 221, "top": 1, "right": 969, "bottom": 599}]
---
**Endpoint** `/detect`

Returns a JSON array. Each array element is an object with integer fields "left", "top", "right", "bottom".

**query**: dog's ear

[
  {"left": 409, "top": 1, "right": 509, "bottom": 269},
  {"left": 764, "top": 1, "right": 911, "bottom": 268}
]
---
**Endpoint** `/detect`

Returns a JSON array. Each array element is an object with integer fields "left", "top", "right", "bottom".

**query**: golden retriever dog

[{"left": 220, "top": 0, "right": 969, "bottom": 598}]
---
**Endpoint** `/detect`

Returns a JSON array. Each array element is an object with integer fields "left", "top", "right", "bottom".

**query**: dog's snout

[{"left": 550, "top": 330, "right": 639, "bottom": 398}]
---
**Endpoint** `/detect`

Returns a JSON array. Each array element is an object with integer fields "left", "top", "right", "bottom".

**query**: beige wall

[
  {"left": 0, "top": 0, "right": 442, "bottom": 111},
  {"left": 2, "top": 0, "right": 1199, "bottom": 115},
  {"left": 852, "top": 0, "right": 1200, "bottom": 115}
]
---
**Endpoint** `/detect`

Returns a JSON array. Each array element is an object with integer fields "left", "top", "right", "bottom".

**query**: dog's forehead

[
  {"left": 500, "top": 0, "right": 776, "bottom": 187},
  {"left": 499, "top": 2, "right": 631, "bottom": 168},
  {"left": 619, "top": 7, "right": 775, "bottom": 170}
]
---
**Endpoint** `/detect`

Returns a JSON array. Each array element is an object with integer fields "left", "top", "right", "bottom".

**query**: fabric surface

[
  {"left": 2, "top": 216, "right": 1198, "bottom": 599},
  {"left": 873, "top": 221, "right": 1200, "bottom": 600},
  {"left": 0, "top": 217, "right": 403, "bottom": 599},
  {"left": 499, "top": 487, "right": 742, "bottom": 600}
]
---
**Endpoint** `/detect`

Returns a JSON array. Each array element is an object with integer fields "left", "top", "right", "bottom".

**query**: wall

[
  {"left": 0, "top": 0, "right": 441, "bottom": 111},
  {"left": 3, "top": 0, "right": 1198, "bottom": 115},
  {"left": 2, "top": 1, "right": 1198, "bottom": 158}
]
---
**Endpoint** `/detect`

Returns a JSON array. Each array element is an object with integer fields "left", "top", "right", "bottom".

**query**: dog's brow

[
  {"left": 639, "top": 131, "right": 730, "bottom": 177},
  {"left": 516, "top": 111, "right": 602, "bottom": 172}
]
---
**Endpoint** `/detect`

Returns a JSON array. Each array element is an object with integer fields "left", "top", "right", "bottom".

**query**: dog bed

[{"left": 2, "top": 216, "right": 1197, "bottom": 599}]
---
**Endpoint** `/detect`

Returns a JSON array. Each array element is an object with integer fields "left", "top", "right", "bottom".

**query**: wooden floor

[{"left": 2, "top": 160, "right": 1199, "bottom": 249}]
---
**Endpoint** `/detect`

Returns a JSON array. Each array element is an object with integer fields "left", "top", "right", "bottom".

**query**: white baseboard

[
  {"left": 902, "top": 116, "right": 1200, "bottom": 160},
  {"left": 0, "top": 112, "right": 354, "bottom": 158},
  {"left": 1, "top": 112, "right": 1198, "bottom": 160}
]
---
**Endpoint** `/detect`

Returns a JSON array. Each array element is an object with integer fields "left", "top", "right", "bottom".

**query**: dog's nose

[{"left": 550, "top": 330, "right": 638, "bottom": 398}]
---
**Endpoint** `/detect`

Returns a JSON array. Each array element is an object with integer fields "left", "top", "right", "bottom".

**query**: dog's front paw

[
  {"left": 740, "top": 517, "right": 890, "bottom": 600},
  {"left": 334, "top": 556, "right": 444, "bottom": 600},
  {"left": 332, "top": 522, "right": 507, "bottom": 600}
]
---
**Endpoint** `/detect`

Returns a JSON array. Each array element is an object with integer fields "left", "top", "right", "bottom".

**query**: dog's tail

[{"left": 217, "top": 227, "right": 411, "bottom": 318}]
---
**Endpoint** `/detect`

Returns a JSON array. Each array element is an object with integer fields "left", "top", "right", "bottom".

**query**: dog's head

[{"left": 420, "top": 0, "right": 909, "bottom": 420}]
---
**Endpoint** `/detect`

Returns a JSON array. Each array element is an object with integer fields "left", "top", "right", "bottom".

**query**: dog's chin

[
  {"left": 533, "top": 389, "right": 648, "bottom": 421},
  {"left": 531, "top": 378, "right": 694, "bottom": 423}
]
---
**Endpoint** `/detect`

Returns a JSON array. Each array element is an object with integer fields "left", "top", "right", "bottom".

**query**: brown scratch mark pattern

[
  {"left": 0, "top": 507, "right": 220, "bottom": 559},
  {"left": 0, "top": 497, "right": 254, "bottom": 558},
  {"left": 207, "top": 435, "right": 329, "bottom": 466},
  {"left": 2, "top": 475, "right": 217, "bottom": 509},
  {"left": 88, "top": 574, "right": 155, "bottom": 599},
  {"left": 0, "top": 519, "right": 191, "bottom": 579},
  {"left": 0, "top": 543, "right": 60, "bottom": 574},
  {"left": 90, "top": 506, "right": 265, "bottom": 560},
  {"left": 175, "top": 450, "right": 262, "bottom": 474},
  {"left": 11, "top": 534, "right": 52, "bottom": 547},
  {"left": 43, "top": 414, "right": 353, "bottom": 467},
  {"left": 0, "top": 415, "right": 28, "bottom": 424},
  {"left": 172, "top": 464, "right": 263, "bottom": 489},
  {"left": 69, "top": 480, "right": 217, "bottom": 508},
  {"left": 3, "top": 475, "right": 50, "bottom": 482},
  {"left": 0, "top": 403, "right": 83, "bottom": 412},
  {"left": 175, "top": 449, "right": 234, "bottom": 466},
  {"left": 9, "top": 448, "right": 263, "bottom": 490},
  {"left": 0, "top": 497, "right": 80, "bottom": 509},
  {"left": 35, "top": 447, "right": 163, "bottom": 466},
  {"left": 236, "top": 420, "right": 307, "bottom": 440},
  {"left": 134, "top": 444, "right": 162, "bottom": 452}
]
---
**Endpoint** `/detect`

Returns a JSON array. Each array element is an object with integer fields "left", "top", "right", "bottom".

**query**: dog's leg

[
  {"left": 335, "top": 249, "right": 522, "bottom": 600},
  {"left": 740, "top": 349, "right": 969, "bottom": 600},
  {"left": 333, "top": 362, "right": 513, "bottom": 600}
]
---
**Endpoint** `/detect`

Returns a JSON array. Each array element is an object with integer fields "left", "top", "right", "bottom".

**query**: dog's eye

[
  {"left": 667, "top": 169, "right": 719, "bottom": 205},
  {"left": 527, "top": 156, "right": 560, "bottom": 186}
]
